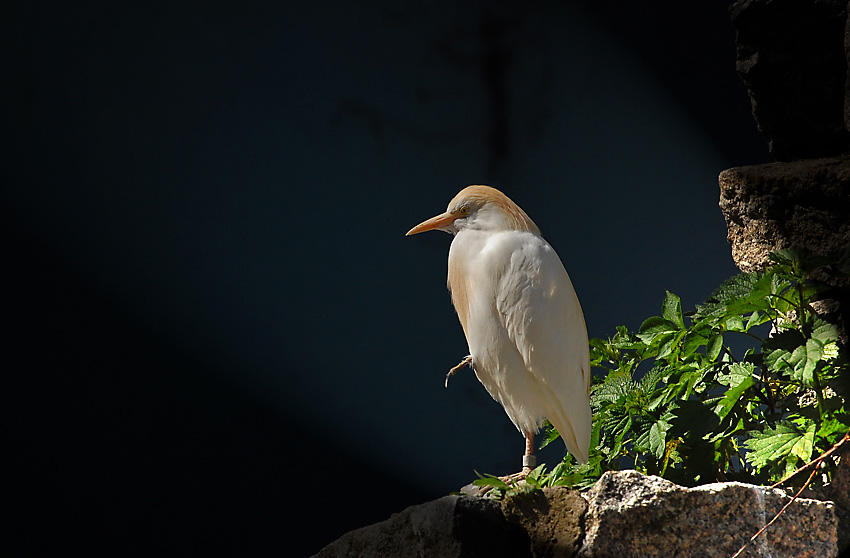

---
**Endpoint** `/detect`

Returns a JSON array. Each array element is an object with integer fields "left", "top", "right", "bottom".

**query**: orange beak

[{"left": 405, "top": 212, "right": 456, "bottom": 236}]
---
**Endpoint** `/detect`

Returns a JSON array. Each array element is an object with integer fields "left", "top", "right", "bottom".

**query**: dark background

[{"left": 4, "top": 1, "right": 771, "bottom": 555}]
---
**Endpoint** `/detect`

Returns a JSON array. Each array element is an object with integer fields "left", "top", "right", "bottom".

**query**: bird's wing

[{"left": 495, "top": 234, "right": 591, "bottom": 463}]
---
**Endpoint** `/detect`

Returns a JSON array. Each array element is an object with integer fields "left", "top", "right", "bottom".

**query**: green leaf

[
  {"left": 791, "top": 421, "right": 816, "bottom": 461},
  {"left": 680, "top": 326, "right": 712, "bottom": 360},
  {"left": 703, "top": 273, "right": 759, "bottom": 306},
  {"left": 799, "top": 338, "right": 823, "bottom": 385},
  {"left": 538, "top": 421, "right": 561, "bottom": 450},
  {"left": 725, "top": 315, "right": 745, "bottom": 332},
  {"left": 713, "top": 373, "right": 755, "bottom": 421},
  {"left": 662, "top": 291, "right": 685, "bottom": 330},
  {"left": 745, "top": 421, "right": 816, "bottom": 471},
  {"left": 636, "top": 316, "right": 678, "bottom": 347},
  {"left": 745, "top": 311, "right": 766, "bottom": 330},
  {"left": 706, "top": 333, "right": 723, "bottom": 361},
  {"left": 657, "top": 330, "right": 686, "bottom": 360},
  {"left": 639, "top": 365, "right": 665, "bottom": 392},
  {"left": 591, "top": 371, "right": 636, "bottom": 408},
  {"left": 811, "top": 320, "right": 839, "bottom": 344},
  {"left": 766, "top": 333, "right": 825, "bottom": 386},
  {"left": 472, "top": 472, "right": 510, "bottom": 490},
  {"left": 817, "top": 414, "right": 850, "bottom": 445},
  {"left": 716, "top": 362, "right": 755, "bottom": 387},
  {"left": 649, "top": 419, "right": 671, "bottom": 459},
  {"left": 764, "top": 330, "right": 805, "bottom": 376},
  {"left": 524, "top": 464, "right": 547, "bottom": 487},
  {"left": 580, "top": 248, "right": 847, "bottom": 488}
]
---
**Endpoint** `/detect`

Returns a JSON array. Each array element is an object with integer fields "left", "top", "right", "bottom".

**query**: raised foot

[{"left": 445, "top": 355, "right": 472, "bottom": 388}]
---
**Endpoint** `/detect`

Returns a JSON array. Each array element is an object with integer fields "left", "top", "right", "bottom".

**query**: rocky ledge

[{"left": 313, "top": 469, "right": 842, "bottom": 558}]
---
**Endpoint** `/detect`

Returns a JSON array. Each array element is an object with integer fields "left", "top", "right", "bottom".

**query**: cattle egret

[{"left": 407, "top": 185, "right": 591, "bottom": 471}]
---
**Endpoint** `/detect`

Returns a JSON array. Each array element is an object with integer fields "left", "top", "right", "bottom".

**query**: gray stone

[
  {"left": 316, "top": 470, "right": 840, "bottom": 557},
  {"left": 579, "top": 470, "right": 838, "bottom": 558},
  {"left": 731, "top": 0, "right": 850, "bottom": 160},
  {"left": 312, "top": 494, "right": 531, "bottom": 558},
  {"left": 803, "top": 445, "right": 850, "bottom": 553},
  {"left": 717, "top": 154, "right": 850, "bottom": 346},
  {"left": 718, "top": 154, "right": 850, "bottom": 273},
  {"left": 501, "top": 487, "right": 587, "bottom": 558}
]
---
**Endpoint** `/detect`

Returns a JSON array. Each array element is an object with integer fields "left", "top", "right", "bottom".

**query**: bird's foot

[
  {"left": 459, "top": 466, "right": 537, "bottom": 497},
  {"left": 501, "top": 468, "right": 532, "bottom": 483},
  {"left": 445, "top": 355, "right": 472, "bottom": 388}
]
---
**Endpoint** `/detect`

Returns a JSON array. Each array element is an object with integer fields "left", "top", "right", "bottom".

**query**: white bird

[{"left": 407, "top": 185, "right": 591, "bottom": 471}]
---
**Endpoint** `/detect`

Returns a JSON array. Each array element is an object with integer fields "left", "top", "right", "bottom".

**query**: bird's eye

[{"left": 458, "top": 205, "right": 470, "bottom": 216}]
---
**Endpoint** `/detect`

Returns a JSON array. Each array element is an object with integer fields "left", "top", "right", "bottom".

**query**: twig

[
  {"left": 730, "top": 429, "right": 850, "bottom": 558},
  {"left": 770, "top": 429, "right": 850, "bottom": 489}
]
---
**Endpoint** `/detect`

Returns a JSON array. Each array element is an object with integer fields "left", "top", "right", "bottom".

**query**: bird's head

[{"left": 406, "top": 185, "right": 540, "bottom": 237}]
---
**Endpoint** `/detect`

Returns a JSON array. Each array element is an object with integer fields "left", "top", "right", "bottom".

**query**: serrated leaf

[
  {"left": 799, "top": 338, "right": 823, "bottom": 385},
  {"left": 817, "top": 414, "right": 850, "bottom": 443},
  {"left": 766, "top": 336, "right": 825, "bottom": 386},
  {"left": 538, "top": 421, "right": 560, "bottom": 450},
  {"left": 763, "top": 330, "right": 805, "bottom": 376},
  {"left": 745, "top": 421, "right": 815, "bottom": 471},
  {"left": 591, "top": 371, "right": 636, "bottom": 408},
  {"left": 812, "top": 320, "right": 839, "bottom": 344},
  {"left": 822, "top": 341, "right": 840, "bottom": 361},
  {"left": 705, "top": 273, "right": 759, "bottom": 305},
  {"left": 639, "top": 365, "right": 665, "bottom": 391},
  {"left": 716, "top": 362, "right": 755, "bottom": 387},
  {"left": 790, "top": 421, "right": 816, "bottom": 461},
  {"left": 649, "top": 419, "right": 670, "bottom": 459}
]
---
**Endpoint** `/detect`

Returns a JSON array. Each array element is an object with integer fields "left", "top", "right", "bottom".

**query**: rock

[
  {"left": 802, "top": 444, "right": 850, "bottom": 553},
  {"left": 718, "top": 154, "right": 850, "bottom": 273},
  {"left": 730, "top": 0, "right": 850, "bottom": 160},
  {"left": 829, "top": 445, "right": 850, "bottom": 552},
  {"left": 316, "top": 470, "right": 840, "bottom": 557},
  {"left": 579, "top": 470, "right": 838, "bottom": 558},
  {"left": 501, "top": 487, "right": 587, "bottom": 558},
  {"left": 312, "top": 494, "right": 531, "bottom": 558}
]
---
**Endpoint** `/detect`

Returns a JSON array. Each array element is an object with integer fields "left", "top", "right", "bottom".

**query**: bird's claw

[{"left": 445, "top": 355, "right": 473, "bottom": 388}]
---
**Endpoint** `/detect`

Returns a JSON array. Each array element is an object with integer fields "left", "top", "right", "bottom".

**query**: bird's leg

[
  {"left": 522, "top": 432, "right": 536, "bottom": 473},
  {"left": 445, "top": 355, "right": 472, "bottom": 388},
  {"left": 497, "top": 433, "right": 536, "bottom": 484}
]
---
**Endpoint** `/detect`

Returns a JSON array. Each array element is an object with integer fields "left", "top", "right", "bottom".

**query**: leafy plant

[
  {"left": 531, "top": 249, "right": 850, "bottom": 491},
  {"left": 470, "top": 462, "right": 581, "bottom": 499}
]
